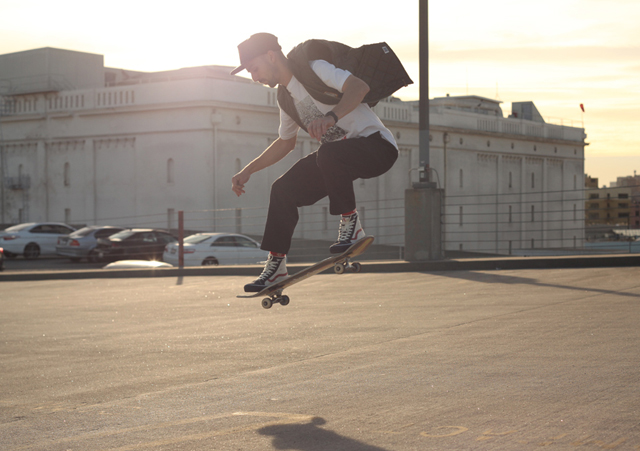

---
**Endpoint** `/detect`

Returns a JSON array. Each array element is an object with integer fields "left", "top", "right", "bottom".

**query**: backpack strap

[{"left": 277, "top": 85, "right": 307, "bottom": 132}]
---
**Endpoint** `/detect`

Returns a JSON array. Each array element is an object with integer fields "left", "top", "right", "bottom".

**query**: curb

[{"left": 0, "top": 254, "right": 638, "bottom": 282}]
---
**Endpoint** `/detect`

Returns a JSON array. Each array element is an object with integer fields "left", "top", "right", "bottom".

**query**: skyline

[{"left": 1, "top": 0, "right": 638, "bottom": 186}]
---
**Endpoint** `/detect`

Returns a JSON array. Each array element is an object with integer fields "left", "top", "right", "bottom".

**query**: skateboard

[{"left": 237, "top": 236, "right": 375, "bottom": 309}]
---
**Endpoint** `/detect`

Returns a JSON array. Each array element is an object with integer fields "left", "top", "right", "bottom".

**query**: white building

[{"left": 0, "top": 47, "right": 587, "bottom": 256}]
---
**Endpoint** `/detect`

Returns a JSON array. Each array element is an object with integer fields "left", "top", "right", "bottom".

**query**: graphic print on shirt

[{"left": 296, "top": 96, "right": 347, "bottom": 143}]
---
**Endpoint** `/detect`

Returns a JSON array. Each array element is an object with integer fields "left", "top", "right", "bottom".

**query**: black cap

[{"left": 230, "top": 33, "right": 281, "bottom": 75}]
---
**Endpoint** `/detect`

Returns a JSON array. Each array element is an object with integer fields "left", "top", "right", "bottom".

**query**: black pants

[{"left": 261, "top": 132, "right": 398, "bottom": 254}]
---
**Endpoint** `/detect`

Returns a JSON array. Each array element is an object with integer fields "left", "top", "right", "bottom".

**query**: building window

[
  {"left": 65, "top": 208, "right": 71, "bottom": 224},
  {"left": 168, "top": 208, "right": 175, "bottom": 230},
  {"left": 509, "top": 205, "right": 513, "bottom": 223},
  {"left": 64, "top": 162, "right": 70, "bottom": 186},
  {"left": 531, "top": 205, "right": 535, "bottom": 222},
  {"left": 574, "top": 174, "right": 577, "bottom": 190},
  {"left": 459, "top": 206, "right": 463, "bottom": 226},
  {"left": 167, "top": 158, "right": 175, "bottom": 184},
  {"left": 531, "top": 173, "right": 535, "bottom": 189},
  {"left": 508, "top": 172, "right": 513, "bottom": 189},
  {"left": 236, "top": 208, "right": 242, "bottom": 233},
  {"left": 574, "top": 204, "right": 577, "bottom": 221},
  {"left": 459, "top": 169, "right": 464, "bottom": 189}
]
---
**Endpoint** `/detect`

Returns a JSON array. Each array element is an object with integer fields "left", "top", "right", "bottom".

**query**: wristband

[{"left": 325, "top": 111, "right": 339, "bottom": 124}]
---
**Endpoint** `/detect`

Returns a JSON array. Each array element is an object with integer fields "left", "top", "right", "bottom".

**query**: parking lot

[{"left": 1, "top": 266, "right": 639, "bottom": 450}]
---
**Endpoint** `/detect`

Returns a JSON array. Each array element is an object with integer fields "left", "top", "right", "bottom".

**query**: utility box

[{"left": 404, "top": 187, "right": 443, "bottom": 261}]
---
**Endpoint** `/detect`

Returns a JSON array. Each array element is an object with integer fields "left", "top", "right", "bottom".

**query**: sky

[{"left": 1, "top": 0, "right": 638, "bottom": 187}]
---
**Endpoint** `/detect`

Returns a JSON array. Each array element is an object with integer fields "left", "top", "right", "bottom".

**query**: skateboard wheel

[
  {"left": 279, "top": 295, "right": 290, "bottom": 306},
  {"left": 334, "top": 263, "right": 345, "bottom": 274},
  {"left": 261, "top": 298, "right": 273, "bottom": 309},
  {"left": 352, "top": 262, "right": 362, "bottom": 273}
]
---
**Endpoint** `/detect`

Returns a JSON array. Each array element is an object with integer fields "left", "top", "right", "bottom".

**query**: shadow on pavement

[
  {"left": 434, "top": 270, "right": 640, "bottom": 299},
  {"left": 258, "top": 417, "right": 390, "bottom": 451}
]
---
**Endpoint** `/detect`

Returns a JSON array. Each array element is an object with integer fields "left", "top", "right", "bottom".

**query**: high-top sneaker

[
  {"left": 329, "top": 211, "right": 366, "bottom": 254},
  {"left": 244, "top": 253, "right": 288, "bottom": 292}
]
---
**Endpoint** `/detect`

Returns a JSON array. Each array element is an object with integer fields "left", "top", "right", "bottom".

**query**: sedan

[
  {"left": 96, "top": 229, "right": 177, "bottom": 261},
  {"left": 0, "top": 222, "right": 76, "bottom": 259},
  {"left": 163, "top": 233, "right": 267, "bottom": 266},
  {"left": 56, "top": 226, "right": 125, "bottom": 262}
]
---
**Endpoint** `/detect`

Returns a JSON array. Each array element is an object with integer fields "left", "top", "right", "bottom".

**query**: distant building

[
  {"left": 585, "top": 175, "right": 633, "bottom": 227},
  {"left": 0, "top": 47, "right": 588, "bottom": 255}
]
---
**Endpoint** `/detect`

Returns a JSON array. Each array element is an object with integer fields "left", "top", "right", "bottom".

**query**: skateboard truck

[
  {"left": 261, "top": 290, "right": 290, "bottom": 309},
  {"left": 333, "top": 259, "right": 362, "bottom": 274}
]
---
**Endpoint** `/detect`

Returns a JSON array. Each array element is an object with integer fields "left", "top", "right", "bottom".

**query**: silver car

[{"left": 56, "top": 226, "right": 124, "bottom": 262}]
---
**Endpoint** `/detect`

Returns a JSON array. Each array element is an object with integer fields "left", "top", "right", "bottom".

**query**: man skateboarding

[{"left": 230, "top": 33, "right": 400, "bottom": 292}]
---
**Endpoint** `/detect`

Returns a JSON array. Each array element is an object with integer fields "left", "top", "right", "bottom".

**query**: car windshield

[
  {"left": 184, "top": 235, "right": 212, "bottom": 245},
  {"left": 70, "top": 227, "right": 96, "bottom": 237},
  {"left": 109, "top": 230, "right": 136, "bottom": 240},
  {"left": 5, "top": 223, "right": 35, "bottom": 232}
]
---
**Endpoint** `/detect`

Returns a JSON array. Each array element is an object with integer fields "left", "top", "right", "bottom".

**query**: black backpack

[{"left": 277, "top": 39, "right": 413, "bottom": 132}]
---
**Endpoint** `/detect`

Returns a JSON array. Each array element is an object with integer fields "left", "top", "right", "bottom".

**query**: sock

[
  {"left": 270, "top": 252, "right": 286, "bottom": 258},
  {"left": 342, "top": 209, "right": 357, "bottom": 217}
]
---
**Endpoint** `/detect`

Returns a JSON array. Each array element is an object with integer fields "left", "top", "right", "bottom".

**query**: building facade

[{"left": 0, "top": 47, "right": 588, "bottom": 255}]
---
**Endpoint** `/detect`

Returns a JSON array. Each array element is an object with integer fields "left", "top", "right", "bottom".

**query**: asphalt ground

[{"left": 1, "top": 267, "right": 638, "bottom": 450}]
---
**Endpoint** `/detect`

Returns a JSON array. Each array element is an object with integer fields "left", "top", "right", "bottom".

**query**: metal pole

[
  {"left": 418, "top": 0, "right": 430, "bottom": 184},
  {"left": 178, "top": 210, "right": 184, "bottom": 269}
]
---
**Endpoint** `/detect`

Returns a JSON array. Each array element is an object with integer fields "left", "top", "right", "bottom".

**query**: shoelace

[
  {"left": 337, "top": 215, "right": 356, "bottom": 242},
  {"left": 258, "top": 256, "right": 282, "bottom": 281}
]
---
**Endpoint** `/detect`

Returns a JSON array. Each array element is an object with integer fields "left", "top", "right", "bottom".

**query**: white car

[
  {"left": 0, "top": 222, "right": 77, "bottom": 259},
  {"left": 163, "top": 233, "right": 268, "bottom": 266}
]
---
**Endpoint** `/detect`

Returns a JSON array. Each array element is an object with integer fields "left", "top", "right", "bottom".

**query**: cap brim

[{"left": 230, "top": 65, "right": 245, "bottom": 76}]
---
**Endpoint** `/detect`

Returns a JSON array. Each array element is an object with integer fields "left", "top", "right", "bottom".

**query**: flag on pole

[{"left": 580, "top": 104, "right": 585, "bottom": 113}]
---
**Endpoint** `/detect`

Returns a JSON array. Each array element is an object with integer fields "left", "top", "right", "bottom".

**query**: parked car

[
  {"left": 163, "top": 233, "right": 268, "bottom": 266},
  {"left": 95, "top": 229, "right": 177, "bottom": 261},
  {"left": 0, "top": 222, "right": 76, "bottom": 259},
  {"left": 56, "top": 226, "right": 125, "bottom": 262}
]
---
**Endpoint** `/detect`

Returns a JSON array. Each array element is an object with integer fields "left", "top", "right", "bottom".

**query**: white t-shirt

[{"left": 278, "top": 60, "right": 397, "bottom": 148}]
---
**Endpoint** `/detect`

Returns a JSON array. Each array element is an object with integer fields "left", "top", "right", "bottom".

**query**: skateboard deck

[{"left": 237, "top": 236, "right": 374, "bottom": 309}]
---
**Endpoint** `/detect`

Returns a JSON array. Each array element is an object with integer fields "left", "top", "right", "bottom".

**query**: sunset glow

[{"left": 1, "top": 0, "right": 639, "bottom": 185}]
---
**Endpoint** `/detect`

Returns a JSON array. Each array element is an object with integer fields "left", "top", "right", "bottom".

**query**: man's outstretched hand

[{"left": 232, "top": 171, "right": 250, "bottom": 197}]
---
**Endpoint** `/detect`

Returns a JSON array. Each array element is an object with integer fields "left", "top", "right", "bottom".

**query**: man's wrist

[{"left": 324, "top": 111, "right": 338, "bottom": 124}]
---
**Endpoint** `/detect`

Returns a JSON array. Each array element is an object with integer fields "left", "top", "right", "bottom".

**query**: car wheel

[
  {"left": 24, "top": 243, "right": 41, "bottom": 259},
  {"left": 202, "top": 257, "right": 219, "bottom": 266},
  {"left": 88, "top": 249, "right": 101, "bottom": 263}
]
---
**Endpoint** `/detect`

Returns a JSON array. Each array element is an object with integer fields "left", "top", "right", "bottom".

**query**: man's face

[{"left": 246, "top": 53, "right": 279, "bottom": 88}]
